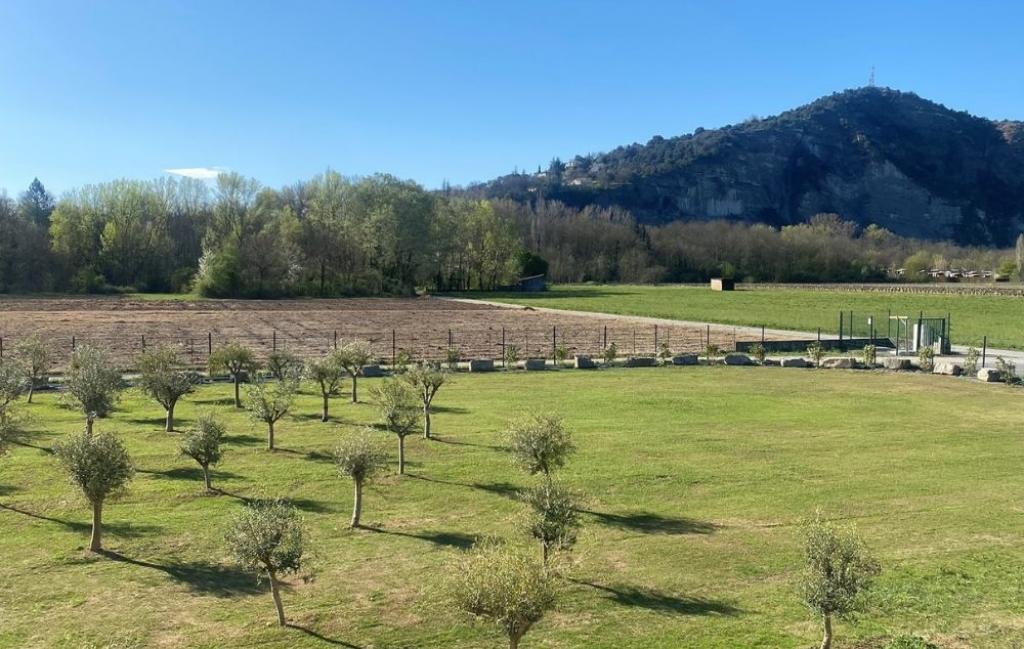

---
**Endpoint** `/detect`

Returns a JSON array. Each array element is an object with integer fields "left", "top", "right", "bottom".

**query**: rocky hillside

[{"left": 471, "top": 88, "right": 1024, "bottom": 246}]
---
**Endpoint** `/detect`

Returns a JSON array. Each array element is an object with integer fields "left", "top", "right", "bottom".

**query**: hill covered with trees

[{"left": 470, "top": 87, "right": 1024, "bottom": 247}]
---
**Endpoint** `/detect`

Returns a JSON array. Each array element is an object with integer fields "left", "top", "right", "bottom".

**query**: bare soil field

[{"left": 0, "top": 296, "right": 799, "bottom": 370}]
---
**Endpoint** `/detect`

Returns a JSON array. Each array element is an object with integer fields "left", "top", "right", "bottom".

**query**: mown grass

[
  {"left": 1, "top": 368, "right": 1023, "bottom": 648},
  {"left": 456, "top": 284, "right": 1024, "bottom": 350}
]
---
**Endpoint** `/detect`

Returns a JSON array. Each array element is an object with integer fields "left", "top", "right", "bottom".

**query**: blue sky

[{"left": 1, "top": 1, "right": 1022, "bottom": 196}]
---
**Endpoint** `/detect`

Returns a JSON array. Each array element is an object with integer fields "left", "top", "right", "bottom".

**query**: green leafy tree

[
  {"left": 372, "top": 379, "right": 419, "bottom": 475},
  {"left": 305, "top": 351, "right": 346, "bottom": 422},
  {"left": 448, "top": 541, "right": 557, "bottom": 649},
  {"left": 401, "top": 363, "right": 448, "bottom": 438},
  {"left": 521, "top": 478, "right": 582, "bottom": 565},
  {"left": 0, "top": 358, "right": 27, "bottom": 417},
  {"left": 334, "top": 428, "right": 389, "bottom": 527},
  {"left": 53, "top": 430, "right": 134, "bottom": 552},
  {"left": 505, "top": 414, "right": 574, "bottom": 477},
  {"left": 602, "top": 342, "right": 618, "bottom": 366},
  {"left": 209, "top": 342, "right": 258, "bottom": 408},
  {"left": 226, "top": 499, "right": 306, "bottom": 626},
  {"left": 14, "top": 334, "right": 51, "bottom": 403},
  {"left": 807, "top": 341, "right": 826, "bottom": 368},
  {"left": 245, "top": 378, "right": 299, "bottom": 451},
  {"left": 179, "top": 413, "right": 226, "bottom": 492},
  {"left": 63, "top": 345, "right": 124, "bottom": 435},
  {"left": 335, "top": 340, "right": 373, "bottom": 403},
  {"left": 135, "top": 346, "right": 198, "bottom": 432},
  {"left": 800, "top": 514, "right": 880, "bottom": 649},
  {"left": 266, "top": 349, "right": 302, "bottom": 382}
]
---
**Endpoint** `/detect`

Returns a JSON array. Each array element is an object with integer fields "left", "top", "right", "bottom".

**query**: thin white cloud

[{"left": 163, "top": 166, "right": 226, "bottom": 180}]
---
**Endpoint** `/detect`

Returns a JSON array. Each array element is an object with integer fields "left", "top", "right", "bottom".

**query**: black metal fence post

[
  {"left": 654, "top": 325, "right": 658, "bottom": 354},
  {"left": 207, "top": 332, "right": 212, "bottom": 355},
  {"left": 272, "top": 330, "right": 277, "bottom": 352},
  {"left": 501, "top": 327, "right": 506, "bottom": 367},
  {"left": 391, "top": 329, "right": 396, "bottom": 366},
  {"left": 982, "top": 336, "right": 988, "bottom": 368},
  {"left": 552, "top": 325, "right": 557, "bottom": 359}
]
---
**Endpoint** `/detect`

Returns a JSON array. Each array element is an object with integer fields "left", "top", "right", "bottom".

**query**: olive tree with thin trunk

[
  {"left": 62, "top": 345, "right": 124, "bottom": 436},
  {"left": 245, "top": 377, "right": 299, "bottom": 451},
  {"left": 335, "top": 340, "right": 373, "bottom": 403},
  {"left": 179, "top": 413, "right": 226, "bottom": 493},
  {"left": 334, "top": 428, "right": 388, "bottom": 527},
  {"left": 226, "top": 499, "right": 306, "bottom": 627},
  {"left": 449, "top": 541, "right": 557, "bottom": 649},
  {"left": 14, "top": 334, "right": 50, "bottom": 403},
  {"left": 372, "top": 379, "right": 419, "bottom": 475},
  {"left": 266, "top": 349, "right": 302, "bottom": 382},
  {"left": 306, "top": 351, "right": 346, "bottom": 422},
  {"left": 521, "top": 478, "right": 582, "bottom": 566},
  {"left": 136, "top": 346, "right": 198, "bottom": 432},
  {"left": 402, "top": 363, "right": 448, "bottom": 439},
  {"left": 801, "top": 513, "right": 881, "bottom": 649},
  {"left": 505, "top": 413, "right": 575, "bottom": 477},
  {"left": 209, "top": 343, "right": 258, "bottom": 408},
  {"left": 0, "top": 359, "right": 27, "bottom": 417},
  {"left": 53, "top": 430, "right": 134, "bottom": 552}
]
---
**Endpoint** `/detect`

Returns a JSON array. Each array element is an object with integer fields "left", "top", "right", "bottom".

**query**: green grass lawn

[
  {"left": 2, "top": 368, "right": 1023, "bottom": 648},
  {"left": 455, "top": 284, "right": 1024, "bottom": 350}
]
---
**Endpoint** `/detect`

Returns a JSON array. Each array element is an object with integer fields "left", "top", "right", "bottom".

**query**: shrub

[
  {"left": 995, "top": 356, "right": 1019, "bottom": 384},
  {"left": 305, "top": 351, "right": 346, "bottom": 422},
  {"left": 806, "top": 341, "right": 825, "bottom": 368},
  {"left": 750, "top": 343, "right": 767, "bottom": 364},
  {"left": 505, "top": 413, "right": 574, "bottom": 477},
  {"left": 208, "top": 343, "right": 258, "bottom": 408},
  {"left": 401, "top": 363, "right": 448, "bottom": 439},
  {"left": 334, "top": 428, "right": 389, "bottom": 527},
  {"left": 135, "top": 346, "right": 198, "bottom": 432},
  {"left": 554, "top": 344, "right": 569, "bottom": 363},
  {"left": 657, "top": 341, "right": 672, "bottom": 362},
  {"left": 54, "top": 430, "right": 134, "bottom": 552},
  {"left": 446, "top": 348, "right": 462, "bottom": 367},
  {"left": 504, "top": 344, "right": 520, "bottom": 367},
  {"left": 265, "top": 349, "right": 302, "bottom": 382},
  {"left": 393, "top": 350, "right": 413, "bottom": 372},
  {"left": 521, "top": 478, "right": 582, "bottom": 565},
  {"left": 63, "top": 345, "right": 124, "bottom": 434},
  {"left": 862, "top": 344, "right": 877, "bottom": 367},
  {"left": 800, "top": 513, "right": 880, "bottom": 649},
  {"left": 372, "top": 379, "right": 420, "bottom": 474},
  {"left": 245, "top": 378, "right": 299, "bottom": 451},
  {"left": 917, "top": 346, "right": 935, "bottom": 372},
  {"left": 226, "top": 499, "right": 306, "bottom": 626},
  {"left": 448, "top": 541, "right": 556, "bottom": 649},
  {"left": 13, "top": 334, "right": 50, "bottom": 403},
  {"left": 963, "top": 347, "right": 980, "bottom": 375},
  {"left": 704, "top": 343, "right": 721, "bottom": 363},
  {"left": 602, "top": 342, "right": 618, "bottom": 366},
  {"left": 179, "top": 413, "right": 226, "bottom": 493}
]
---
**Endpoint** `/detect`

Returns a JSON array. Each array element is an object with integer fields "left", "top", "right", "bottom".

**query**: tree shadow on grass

[
  {"left": 0, "top": 484, "right": 20, "bottom": 496},
  {"left": 431, "top": 435, "right": 505, "bottom": 451},
  {"left": 289, "top": 497, "right": 338, "bottom": 514},
  {"left": 362, "top": 525, "right": 477, "bottom": 550},
  {"left": 0, "top": 503, "right": 163, "bottom": 537},
  {"left": 406, "top": 474, "right": 520, "bottom": 500},
  {"left": 581, "top": 509, "right": 718, "bottom": 535},
  {"left": 223, "top": 433, "right": 264, "bottom": 446},
  {"left": 286, "top": 624, "right": 363, "bottom": 648},
  {"left": 305, "top": 450, "right": 334, "bottom": 463},
  {"left": 428, "top": 405, "right": 470, "bottom": 415},
  {"left": 137, "top": 466, "right": 240, "bottom": 482},
  {"left": 96, "top": 550, "right": 263, "bottom": 596},
  {"left": 571, "top": 578, "right": 741, "bottom": 616},
  {"left": 11, "top": 438, "right": 54, "bottom": 455}
]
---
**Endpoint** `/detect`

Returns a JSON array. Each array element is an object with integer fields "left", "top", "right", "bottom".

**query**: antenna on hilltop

[{"left": 868, "top": 65, "right": 876, "bottom": 88}]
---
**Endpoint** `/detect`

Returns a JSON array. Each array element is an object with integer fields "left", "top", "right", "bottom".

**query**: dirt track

[{"left": 0, "top": 296, "right": 801, "bottom": 369}]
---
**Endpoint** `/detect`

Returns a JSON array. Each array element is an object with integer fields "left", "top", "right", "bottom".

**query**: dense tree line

[{"left": 0, "top": 174, "right": 1012, "bottom": 297}]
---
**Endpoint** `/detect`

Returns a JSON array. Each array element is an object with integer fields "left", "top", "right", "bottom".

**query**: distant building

[{"left": 499, "top": 274, "right": 547, "bottom": 292}]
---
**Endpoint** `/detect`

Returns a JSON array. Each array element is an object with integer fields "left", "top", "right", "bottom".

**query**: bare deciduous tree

[
  {"left": 226, "top": 499, "right": 306, "bottom": 626},
  {"left": 54, "top": 430, "right": 134, "bottom": 552},
  {"left": 209, "top": 343, "right": 258, "bottom": 408},
  {"left": 449, "top": 541, "right": 557, "bottom": 649},
  {"left": 179, "top": 413, "right": 226, "bottom": 492},
  {"left": 334, "top": 428, "right": 388, "bottom": 527}
]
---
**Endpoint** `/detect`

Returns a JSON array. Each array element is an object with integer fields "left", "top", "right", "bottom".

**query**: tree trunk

[
  {"left": 165, "top": 403, "right": 175, "bottom": 432},
  {"left": 86, "top": 415, "right": 95, "bottom": 437},
  {"left": 423, "top": 404, "right": 431, "bottom": 439},
  {"left": 542, "top": 541, "right": 549, "bottom": 566},
  {"left": 398, "top": 435, "right": 405, "bottom": 475},
  {"left": 321, "top": 393, "right": 329, "bottom": 422},
  {"left": 90, "top": 500, "right": 103, "bottom": 552},
  {"left": 203, "top": 464, "right": 212, "bottom": 493},
  {"left": 352, "top": 480, "right": 363, "bottom": 527},
  {"left": 27, "top": 383, "right": 34, "bottom": 404},
  {"left": 233, "top": 376, "right": 242, "bottom": 408},
  {"left": 268, "top": 420, "right": 275, "bottom": 451},
  {"left": 351, "top": 375, "right": 358, "bottom": 403},
  {"left": 820, "top": 613, "right": 832, "bottom": 649},
  {"left": 268, "top": 570, "right": 286, "bottom": 626}
]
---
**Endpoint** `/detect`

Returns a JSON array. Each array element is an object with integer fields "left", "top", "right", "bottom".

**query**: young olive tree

[
  {"left": 801, "top": 514, "right": 881, "bottom": 649},
  {"left": 208, "top": 342, "right": 258, "bottom": 408},
  {"left": 449, "top": 541, "right": 557, "bottom": 649},
  {"left": 306, "top": 351, "right": 346, "bottom": 422},
  {"left": 14, "top": 334, "right": 51, "bottom": 403},
  {"left": 226, "top": 499, "right": 306, "bottom": 626},
  {"left": 63, "top": 345, "right": 124, "bottom": 435},
  {"left": 401, "top": 363, "right": 448, "bottom": 439},
  {"left": 135, "top": 346, "right": 198, "bottom": 432},
  {"left": 807, "top": 341, "right": 826, "bottom": 368},
  {"left": 505, "top": 414, "right": 575, "bottom": 477},
  {"left": 335, "top": 341, "right": 373, "bottom": 403},
  {"left": 179, "top": 413, "right": 226, "bottom": 492},
  {"left": 53, "top": 430, "right": 134, "bottom": 552},
  {"left": 334, "top": 428, "right": 388, "bottom": 527},
  {"left": 521, "top": 478, "right": 582, "bottom": 566},
  {"left": 0, "top": 358, "right": 28, "bottom": 418},
  {"left": 372, "top": 379, "right": 419, "bottom": 475},
  {"left": 245, "top": 378, "right": 299, "bottom": 451},
  {"left": 266, "top": 349, "right": 302, "bottom": 382}
]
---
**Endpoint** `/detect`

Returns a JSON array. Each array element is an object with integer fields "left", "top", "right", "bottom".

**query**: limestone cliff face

[{"left": 476, "top": 88, "right": 1024, "bottom": 246}]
